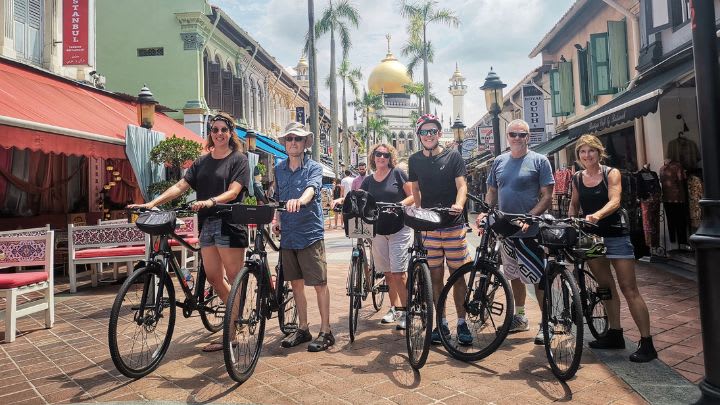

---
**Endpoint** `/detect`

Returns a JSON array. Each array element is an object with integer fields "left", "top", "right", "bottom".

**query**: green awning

[{"left": 531, "top": 132, "right": 576, "bottom": 156}]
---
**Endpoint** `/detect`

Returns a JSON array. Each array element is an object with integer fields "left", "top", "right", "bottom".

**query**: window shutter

[
  {"left": 208, "top": 62, "right": 221, "bottom": 109},
  {"left": 13, "top": 0, "right": 27, "bottom": 58},
  {"left": 590, "top": 33, "right": 614, "bottom": 95},
  {"left": 221, "top": 69, "right": 233, "bottom": 113},
  {"left": 586, "top": 41, "right": 596, "bottom": 99},
  {"left": 577, "top": 47, "right": 591, "bottom": 106},
  {"left": 558, "top": 61, "right": 574, "bottom": 115},
  {"left": 233, "top": 76, "right": 243, "bottom": 121},
  {"left": 608, "top": 20, "right": 630, "bottom": 90},
  {"left": 27, "top": 0, "right": 42, "bottom": 63},
  {"left": 550, "top": 69, "right": 565, "bottom": 117}
]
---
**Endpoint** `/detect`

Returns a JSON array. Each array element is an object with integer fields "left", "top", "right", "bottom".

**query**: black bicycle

[
  {"left": 339, "top": 206, "right": 387, "bottom": 343},
  {"left": 436, "top": 195, "right": 514, "bottom": 361},
  {"left": 568, "top": 235, "right": 609, "bottom": 341},
  {"left": 108, "top": 207, "right": 225, "bottom": 379},
  {"left": 222, "top": 203, "right": 298, "bottom": 384}
]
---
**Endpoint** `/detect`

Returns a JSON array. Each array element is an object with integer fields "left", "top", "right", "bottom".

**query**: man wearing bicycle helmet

[{"left": 408, "top": 113, "right": 473, "bottom": 346}]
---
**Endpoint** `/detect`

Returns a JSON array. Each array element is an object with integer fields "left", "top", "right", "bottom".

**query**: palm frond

[{"left": 429, "top": 9, "right": 460, "bottom": 27}]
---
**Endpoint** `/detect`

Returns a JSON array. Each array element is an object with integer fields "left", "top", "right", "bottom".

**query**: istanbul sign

[{"left": 63, "top": 0, "right": 89, "bottom": 65}]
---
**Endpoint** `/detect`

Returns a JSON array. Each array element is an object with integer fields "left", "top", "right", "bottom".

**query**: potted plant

[{"left": 148, "top": 135, "right": 202, "bottom": 209}]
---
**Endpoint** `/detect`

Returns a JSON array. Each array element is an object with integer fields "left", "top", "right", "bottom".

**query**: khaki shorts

[{"left": 281, "top": 240, "right": 328, "bottom": 286}]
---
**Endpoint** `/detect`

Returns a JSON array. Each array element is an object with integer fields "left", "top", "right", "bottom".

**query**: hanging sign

[
  {"left": 295, "top": 107, "right": 306, "bottom": 124},
  {"left": 63, "top": 0, "right": 89, "bottom": 65},
  {"left": 522, "top": 85, "right": 547, "bottom": 146}
]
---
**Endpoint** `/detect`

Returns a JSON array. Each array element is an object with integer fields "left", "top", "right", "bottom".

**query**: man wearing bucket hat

[
  {"left": 408, "top": 113, "right": 473, "bottom": 346},
  {"left": 272, "top": 122, "right": 334, "bottom": 352}
]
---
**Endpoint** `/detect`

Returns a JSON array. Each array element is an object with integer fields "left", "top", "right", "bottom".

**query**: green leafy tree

[
  {"left": 403, "top": 82, "right": 442, "bottom": 119},
  {"left": 337, "top": 59, "right": 362, "bottom": 166},
  {"left": 315, "top": 0, "right": 360, "bottom": 178},
  {"left": 348, "top": 89, "right": 384, "bottom": 153},
  {"left": 400, "top": 0, "right": 459, "bottom": 113}
]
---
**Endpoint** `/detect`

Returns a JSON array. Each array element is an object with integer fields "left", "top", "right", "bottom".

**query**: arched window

[
  {"left": 221, "top": 63, "right": 233, "bottom": 113},
  {"left": 233, "top": 73, "right": 243, "bottom": 120},
  {"left": 207, "top": 56, "right": 222, "bottom": 109}
]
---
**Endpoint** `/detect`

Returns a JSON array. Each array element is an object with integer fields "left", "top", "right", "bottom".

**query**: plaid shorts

[{"left": 424, "top": 225, "right": 471, "bottom": 270}]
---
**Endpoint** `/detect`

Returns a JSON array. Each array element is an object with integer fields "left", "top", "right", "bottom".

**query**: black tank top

[{"left": 575, "top": 167, "right": 627, "bottom": 237}]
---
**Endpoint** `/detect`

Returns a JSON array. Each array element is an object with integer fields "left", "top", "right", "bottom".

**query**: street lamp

[
  {"left": 246, "top": 128, "right": 257, "bottom": 152},
  {"left": 137, "top": 84, "right": 158, "bottom": 129},
  {"left": 451, "top": 115, "right": 466, "bottom": 155},
  {"left": 480, "top": 68, "right": 506, "bottom": 156}
]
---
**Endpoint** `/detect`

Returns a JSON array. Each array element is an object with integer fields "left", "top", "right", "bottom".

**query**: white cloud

[{"left": 213, "top": 0, "right": 574, "bottom": 127}]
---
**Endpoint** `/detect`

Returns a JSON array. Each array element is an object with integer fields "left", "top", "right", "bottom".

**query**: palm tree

[
  {"left": 348, "top": 89, "right": 384, "bottom": 154},
  {"left": 336, "top": 59, "right": 362, "bottom": 166},
  {"left": 400, "top": 0, "right": 459, "bottom": 114},
  {"left": 403, "top": 82, "right": 442, "bottom": 117},
  {"left": 401, "top": 37, "right": 435, "bottom": 80},
  {"left": 315, "top": 0, "right": 360, "bottom": 178},
  {"left": 367, "top": 116, "right": 390, "bottom": 146}
]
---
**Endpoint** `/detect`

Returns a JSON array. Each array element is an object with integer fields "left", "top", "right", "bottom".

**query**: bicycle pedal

[
  {"left": 490, "top": 302, "right": 504, "bottom": 316},
  {"left": 377, "top": 285, "right": 389, "bottom": 293}
]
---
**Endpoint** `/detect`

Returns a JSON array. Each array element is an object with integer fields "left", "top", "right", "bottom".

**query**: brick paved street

[{"left": 0, "top": 227, "right": 704, "bottom": 404}]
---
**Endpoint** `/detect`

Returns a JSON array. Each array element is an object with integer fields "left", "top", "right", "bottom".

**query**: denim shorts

[
  {"left": 199, "top": 217, "right": 248, "bottom": 248},
  {"left": 603, "top": 235, "right": 635, "bottom": 259}
]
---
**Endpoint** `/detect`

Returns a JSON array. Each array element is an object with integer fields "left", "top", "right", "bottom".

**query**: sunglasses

[
  {"left": 210, "top": 127, "right": 230, "bottom": 134},
  {"left": 508, "top": 131, "right": 529, "bottom": 138},
  {"left": 374, "top": 151, "right": 391, "bottom": 158},
  {"left": 284, "top": 136, "right": 305, "bottom": 143},
  {"left": 418, "top": 128, "right": 439, "bottom": 136}
]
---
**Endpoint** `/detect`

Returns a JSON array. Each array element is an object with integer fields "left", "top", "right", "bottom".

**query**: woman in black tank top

[{"left": 569, "top": 134, "right": 656, "bottom": 363}]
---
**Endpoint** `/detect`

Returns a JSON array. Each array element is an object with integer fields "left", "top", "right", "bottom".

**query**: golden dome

[{"left": 368, "top": 51, "right": 412, "bottom": 95}]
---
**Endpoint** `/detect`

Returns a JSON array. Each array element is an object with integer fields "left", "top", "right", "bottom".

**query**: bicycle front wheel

[
  {"left": 348, "top": 261, "right": 362, "bottom": 343},
  {"left": 276, "top": 261, "right": 298, "bottom": 336},
  {"left": 406, "top": 262, "right": 433, "bottom": 370},
  {"left": 108, "top": 264, "right": 175, "bottom": 379},
  {"left": 543, "top": 266, "right": 584, "bottom": 381},
  {"left": 197, "top": 268, "right": 224, "bottom": 333},
  {"left": 580, "top": 269, "right": 609, "bottom": 340},
  {"left": 437, "top": 263, "right": 513, "bottom": 362},
  {"left": 224, "top": 266, "right": 266, "bottom": 384}
]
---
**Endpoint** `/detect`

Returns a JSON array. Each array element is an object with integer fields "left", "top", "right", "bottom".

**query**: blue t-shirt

[
  {"left": 487, "top": 151, "right": 554, "bottom": 236},
  {"left": 273, "top": 157, "right": 324, "bottom": 249}
]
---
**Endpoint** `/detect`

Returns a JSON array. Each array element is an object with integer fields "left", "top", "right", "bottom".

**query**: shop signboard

[
  {"left": 461, "top": 131, "right": 478, "bottom": 160},
  {"left": 522, "top": 84, "right": 547, "bottom": 146},
  {"left": 63, "top": 0, "right": 89, "bottom": 65},
  {"left": 477, "top": 126, "right": 493, "bottom": 151},
  {"left": 295, "top": 107, "right": 305, "bottom": 124}
]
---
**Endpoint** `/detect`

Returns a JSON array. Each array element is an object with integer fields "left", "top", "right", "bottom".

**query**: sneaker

[
  {"left": 457, "top": 323, "right": 473, "bottom": 346},
  {"left": 395, "top": 311, "right": 406, "bottom": 330},
  {"left": 508, "top": 314, "right": 530, "bottom": 333},
  {"left": 534, "top": 324, "right": 553, "bottom": 345},
  {"left": 381, "top": 307, "right": 396, "bottom": 324},
  {"left": 281, "top": 328, "right": 312, "bottom": 348},
  {"left": 431, "top": 324, "right": 451, "bottom": 344}
]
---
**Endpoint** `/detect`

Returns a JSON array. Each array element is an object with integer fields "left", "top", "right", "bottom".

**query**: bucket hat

[{"left": 279, "top": 122, "right": 314, "bottom": 149}]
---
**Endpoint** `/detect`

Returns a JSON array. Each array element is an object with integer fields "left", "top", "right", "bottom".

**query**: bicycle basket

[
  {"left": 135, "top": 210, "right": 177, "bottom": 235},
  {"left": 403, "top": 206, "right": 444, "bottom": 231},
  {"left": 231, "top": 204, "right": 275, "bottom": 225},
  {"left": 538, "top": 223, "right": 578, "bottom": 248}
]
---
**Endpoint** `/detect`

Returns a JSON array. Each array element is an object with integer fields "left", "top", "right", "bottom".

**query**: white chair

[{"left": 0, "top": 228, "right": 55, "bottom": 342}]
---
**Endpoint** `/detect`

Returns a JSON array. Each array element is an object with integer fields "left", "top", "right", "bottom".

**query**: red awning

[{"left": 0, "top": 59, "right": 204, "bottom": 159}]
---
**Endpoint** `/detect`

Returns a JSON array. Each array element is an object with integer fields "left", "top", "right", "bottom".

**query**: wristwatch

[{"left": 209, "top": 197, "right": 217, "bottom": 206}]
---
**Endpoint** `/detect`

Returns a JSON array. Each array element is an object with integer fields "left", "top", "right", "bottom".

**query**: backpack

[{"left": 342, "top": 190, "right": 378, "bottom": 232}]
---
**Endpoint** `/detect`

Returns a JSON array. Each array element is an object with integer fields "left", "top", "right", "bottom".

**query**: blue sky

[{"left": 213, "top": 0, "right": 575, "bottom": 127}]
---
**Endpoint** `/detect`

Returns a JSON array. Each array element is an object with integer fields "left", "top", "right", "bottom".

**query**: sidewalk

[{"left": 0, "top": 227, "right": 702, "bottom": 404}]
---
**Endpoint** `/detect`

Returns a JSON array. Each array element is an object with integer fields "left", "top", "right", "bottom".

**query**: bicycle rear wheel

[
  {"left": 224, "top": 266, "right": 265, "bottom": 384},
  {"left": 197, "top": 268, "right": 224, "bottom": 333},
  {"left": 276, "top": 260, "right": 298, "bottom": 335},
  {"left": 348, "top": 261, "right": 362, "bottom": 343},
  {"left": 108, "top": 264, "right": 175, "bottom": 379},
  {"left": 580, "top": 269, "right": 608, "bottom": 340},
  {"left": 543, "top": 266, "right": 584, "bottom": 381},
  {"left": 437, "top": 263, "right": 513, "bottom": 361},
  {"left": 406, "top": 262, "right": 433, "bottom": 370}
]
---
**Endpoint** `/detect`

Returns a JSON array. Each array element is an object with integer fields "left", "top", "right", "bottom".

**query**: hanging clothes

[
  {"left": 553, "top": 167, "right": 572, "bottom": 195},
  {"left": 637, "top": 167, "right": 662, "bottom": 248},
  {"left": 667, "top": 136, "right": 700, "bottom": 170},
  {"left": 659, "top": 161, "right": 686, "bottom": 203},
  {"left": 687, "top": 175, "right": 703, "bottom": 229}
]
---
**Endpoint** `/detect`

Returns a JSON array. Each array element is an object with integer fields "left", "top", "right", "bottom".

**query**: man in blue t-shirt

[{"left": 480, "top": 119, "right": 554, "bottom": 345}]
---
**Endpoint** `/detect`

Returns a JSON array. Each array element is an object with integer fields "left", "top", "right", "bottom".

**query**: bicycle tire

[
  {"left": 580, "top": 270, "right": 609, "bottom": 340},
  {"left": 197, "top": 268, "right": 223, "bottom": 333},
  {"left": 543, "top": 266, "right": 584, "bottom": 381},
  {"left": 108, "top": 264, "right": 175, "bottom": 379},
  {"left": 224, "top": 266, "right": 265, "bottom": 384},
  {"left": 406, "top": 262, "right": 433, "bottom": 370},
  {"left": 371, "top": 265, "right": 386, "bottom": 311},
  {"left": 348, "top": 261, "right": 362, "bottom": 343},
  {"left": 276, "top": 259, "right": 298, "bottom": 335},
  {"left": 437, "top": 262, "right": 514, "bottom": 362}
]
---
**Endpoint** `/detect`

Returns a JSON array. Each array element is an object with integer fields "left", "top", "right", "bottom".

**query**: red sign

[{"left": 63, "top": 0, "right": 89, "bottom": 65}]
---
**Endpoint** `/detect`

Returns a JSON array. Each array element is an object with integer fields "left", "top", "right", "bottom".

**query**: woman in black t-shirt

[
  {"left": 569, "top": 134, "right": 656, "bottom": 363},
  {"left": 129, "top": 112, "right": 249, "bottom": 352}
]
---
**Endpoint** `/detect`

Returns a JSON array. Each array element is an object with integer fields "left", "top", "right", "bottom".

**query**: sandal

[{"left": 307, "top": 331, "right": 335, "bottom": 352}]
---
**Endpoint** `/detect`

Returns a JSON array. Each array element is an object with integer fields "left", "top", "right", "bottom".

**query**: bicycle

[
  {"left": 108, "top": 207, "right": 225, "bottom": 379},
  {"left": 517, "top": 214, "right": 595, "bottom": 381},
  {"left": 338, "top": 206, "right": 388, "bottom": 343},
  {"left": 568, "top": 235, "right": 610, "bottom": 341},
  {"left": 222, "top": 203, "right": 298, "bottom": 384},
  {"left": 435, "top": 195, "right": 515, "bottom": 362}
]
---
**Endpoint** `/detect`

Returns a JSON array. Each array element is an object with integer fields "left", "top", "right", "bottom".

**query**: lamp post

[
  {"left": 451, "top": 115, "right": 466, "bottom": 156},
  {"left": 137, "top": 85, "right": 158, "bottom": 129},
  {"left": 688, "top": 1, "right": 720, "bottom": 403},
  {"left": 246, "top": 128, "right": 257, "bottom": 152},
  {"left": 480, "top": 68, "right": 506, "bottom": 156}
]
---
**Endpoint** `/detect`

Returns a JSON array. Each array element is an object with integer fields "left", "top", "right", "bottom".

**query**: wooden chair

[{"left": 0, "top": 228, "right": 55, "bottom": 342}]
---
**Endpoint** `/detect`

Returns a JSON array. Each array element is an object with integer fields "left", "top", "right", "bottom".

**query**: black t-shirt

[
  {"left": 183, "top": 151, "right": 250, "bottom": 223},
  {"left": 408, "top": 148, "right": 466, "bottom": 226},
  {"left": 361, "top": 168, "right": 408, "bottom": 235}
]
